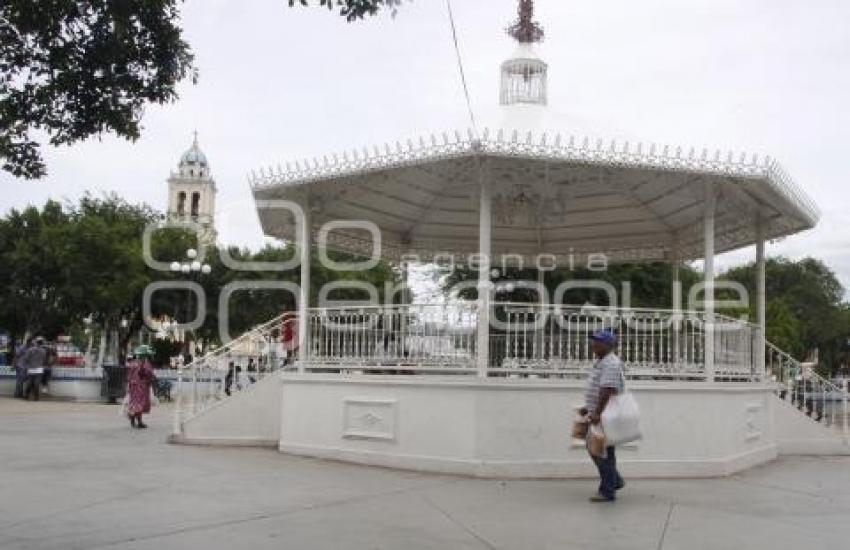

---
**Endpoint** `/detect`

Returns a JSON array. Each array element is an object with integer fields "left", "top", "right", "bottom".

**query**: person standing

[
  {"left": 224, "top": 362, "right": 242, "bottom": 396},
  {"left": 13, "top": 339, "right": 31, "bottom": 399},
  {"left": 23, "top": 337, "right": 48, "bottom": 401},
  {"left": 126, "top": 345, "right": 157, "bottom": 429},
  {"left": 581, "top": 329, "right": 626, "bottom": 502},
  {"left": 41, "top": 343, "right": 57, "bottom": 395}
]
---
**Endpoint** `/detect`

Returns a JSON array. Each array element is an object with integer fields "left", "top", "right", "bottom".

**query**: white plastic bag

[{"left": 601, "top": 392, "right": 642, "bottom": 446}]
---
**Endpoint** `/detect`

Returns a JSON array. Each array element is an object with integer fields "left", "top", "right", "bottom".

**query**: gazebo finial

[{"left": 507, "top": 0, "right": 544, "bottom": 44}]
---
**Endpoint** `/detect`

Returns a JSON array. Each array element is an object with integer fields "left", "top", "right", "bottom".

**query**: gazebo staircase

[
  {"left": 766, "top": 342, "right": 849, "bottom": 434},
  {"left": 169, "top": 312, "right": 295, "bottom": 445}
]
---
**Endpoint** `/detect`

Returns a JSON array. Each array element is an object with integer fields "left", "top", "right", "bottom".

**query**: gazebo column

[
  {"left": 537, "top": 268, "right": 546, "bottom": 362},
  {"left": 703, "top": 185, "right": 716, "bottom": 382},
  {"left": 298, "top": 200, "right": 311, "bottom": 374},
  {"left": 755, "top": 219, "right": 766, "bottom": 377},
  {"left": 671, "top": 238, "right": 681, "bottom": 369},
  {"left": 477, "top": 176, "right": 492, "bottom": 377}
]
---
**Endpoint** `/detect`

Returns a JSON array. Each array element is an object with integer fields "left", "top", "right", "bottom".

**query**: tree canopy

[
  {"left": 722, "top": 257, "right": 850, "bottom": 368},
  {"left": 1, "top": 0, "right": 405, "bottom": 179},
  {"left": 288, "top": 0, "right": 405, "bottom": 21},
  {"left": 0, "top": 195, "right": 399, "bottom": 366},
  {"left": 0, "top": 0, "right": 196, "bottom": 179}
]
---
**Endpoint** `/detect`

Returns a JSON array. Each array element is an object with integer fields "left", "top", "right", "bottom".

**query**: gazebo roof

[{"left": 249, "top": 128, "right": 819, "bottom": 264}]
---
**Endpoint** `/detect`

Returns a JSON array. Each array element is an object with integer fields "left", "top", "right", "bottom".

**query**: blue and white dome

[{"left": 178, "top": 132, "right": 210, "bottom": 178}]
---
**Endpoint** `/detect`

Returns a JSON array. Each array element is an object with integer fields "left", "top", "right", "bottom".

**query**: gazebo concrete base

[
  {"left": 172, "top": 373, "right": 850, "bottom": 478},
  {"left": 277, "top": 375, "right": 780, "bottom": 479}
]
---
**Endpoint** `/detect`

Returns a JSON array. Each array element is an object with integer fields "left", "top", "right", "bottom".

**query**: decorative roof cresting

[{"left": 248, "top": 127, "right": 820, "bottom": 228}]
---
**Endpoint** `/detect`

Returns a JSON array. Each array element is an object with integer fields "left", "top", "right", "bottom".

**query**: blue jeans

[
  {"left": 590, "top": 446, "right": 623, "bottom": 499},
  {"left": 14, "top": 366, "right": 26, "bottom": 398}
]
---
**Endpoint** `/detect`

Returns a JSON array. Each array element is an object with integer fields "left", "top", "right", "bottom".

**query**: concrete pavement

[{"left": 1, "top": 397, "right": 849, "bottom": 550}]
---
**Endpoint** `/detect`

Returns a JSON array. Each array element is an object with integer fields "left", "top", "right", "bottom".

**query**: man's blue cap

[{"left": 590, "top": 329, "right": 617, "bottom": 346}]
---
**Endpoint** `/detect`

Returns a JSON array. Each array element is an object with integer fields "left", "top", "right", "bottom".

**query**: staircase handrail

[
  {"left": 181, "top": 311, "right": 296, "bottom": 372},
  {"left": 172, "top": 311, "right": 296, "bottom": 435},
  {"left": 766, "top": 340, "right": 844, "bottom": 393}
]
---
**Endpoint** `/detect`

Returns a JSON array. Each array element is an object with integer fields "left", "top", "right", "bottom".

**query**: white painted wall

[
  {"left": 0, "top": 375, "right": 102, "bottom": 401},
  {"left": 773, "top": 398, "right": 850, "bottom": 455},
  {"left": 177, "top": 374, "right": 281, "bottom": 447},
  {"left": 278, "top": 376, "right": 780, "bottom": 478}
]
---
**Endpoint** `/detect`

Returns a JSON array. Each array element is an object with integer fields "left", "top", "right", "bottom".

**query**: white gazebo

[
  {"left": 174, "top": 2, "right": 847, "bottom": 478},
  {"left": 249, "top": 2, "right": 818, "bottom": 383}
]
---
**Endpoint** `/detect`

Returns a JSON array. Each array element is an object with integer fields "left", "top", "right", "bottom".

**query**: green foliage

[
  {"left": 0, "top": 0, "right": 411, "bottom": 179},
  {"left": 288, "top": 0, "right": 406, "bottom": 21},
  {"left": 440, "top": 256, "right": 850, "bottom": 372},
  {"left": 442, "top": 262, "right": 700, "bottom": 310},
  {"left": 764, "top": 299, "right": 803, "bottom": 357},
  {"left": 150, "top": 337, "right": 182, "bottom": 368},
  {"left": 0, "top": 196, "right": 399, "bottom": 359},
  {"left": 0, "top": 0, "right": 196, "bottom": 178},
  {"left": 721, "top": 257, "right": 850, "bottom": 371}
]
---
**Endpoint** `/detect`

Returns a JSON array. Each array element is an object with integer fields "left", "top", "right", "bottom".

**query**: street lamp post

[
  {"left": 169, "top": 248, "right": 211, "bottom": 427},
  {"left": 169, "top": 248, "right": 211, "bottom": 361}
]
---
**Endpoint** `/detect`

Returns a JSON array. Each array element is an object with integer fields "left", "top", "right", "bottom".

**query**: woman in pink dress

[{"left": 126, "top": 345, "right": 156, "bottom": 429}]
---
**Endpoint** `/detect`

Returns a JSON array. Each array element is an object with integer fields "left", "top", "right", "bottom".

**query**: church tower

[{"left": 167, "top": 132, "right": 217, "bottom": 243}]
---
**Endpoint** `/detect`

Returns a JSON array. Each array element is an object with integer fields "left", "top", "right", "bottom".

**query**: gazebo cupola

[{"left": 500, "top": 0, "right": 547, "bottom": 106}]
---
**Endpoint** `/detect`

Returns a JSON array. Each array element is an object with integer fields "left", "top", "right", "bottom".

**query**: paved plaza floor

[{"left": 1, "top": 398, "right": 849, "bottom": 550}]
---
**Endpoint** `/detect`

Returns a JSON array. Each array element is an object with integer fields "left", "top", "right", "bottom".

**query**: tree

[
  {"left": 287, "top": 0, "right": 406, "bottom": 21},
  {"left": 442, "top": 262, "right": 700, "bottom": 310},
  {"left": 722, "top": 257, "right": 850, "bottom": 371},
  {"left": 0, "top": 0, "right": 195, "bottom": 178},
  {"left": 0, "top": 1, "right": 408, "bottom": 180},
  {"left": 0, "top": 200, "right": 75, "bottom": 343}
]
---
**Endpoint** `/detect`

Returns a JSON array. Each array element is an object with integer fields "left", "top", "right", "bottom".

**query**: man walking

[{"left": 582, "top": 329, "right": 626, "bottom": 502}]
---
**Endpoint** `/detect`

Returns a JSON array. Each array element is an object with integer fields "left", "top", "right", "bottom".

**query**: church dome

[
  {"left": 178, "top": 132, "right": 210, "bottom": 178},
  {"left": 181, "top": 146, "right": 208, "bottom": 167}
]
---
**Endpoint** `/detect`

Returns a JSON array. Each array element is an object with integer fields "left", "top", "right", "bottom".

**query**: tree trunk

[{"left": 95, "top": 328, "right": 107, "bottom": 368}]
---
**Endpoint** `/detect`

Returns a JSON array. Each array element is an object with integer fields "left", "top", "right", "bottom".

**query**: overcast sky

[{"left": 2, "top": 0, "right": 849, "bottom": 289}]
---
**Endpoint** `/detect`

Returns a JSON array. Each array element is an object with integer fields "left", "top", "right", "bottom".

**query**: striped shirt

[{"left": 584, "top": 352, "right": 625, "bottom": 415}]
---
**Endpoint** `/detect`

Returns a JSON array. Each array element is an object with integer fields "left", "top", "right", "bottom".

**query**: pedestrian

[
  {"left": 13, "top": 338, "right": 31, "bottom": 399},
  {"left": 23, "top": 337, "right": 48, "bottom": 401},
  {"left": 224, "top": 362, "right": 242, "bottom": 396},
  {"left": 41, "top": 343, "right": 57, "bottom": 395},
  {"left": 126, "top": 345, "right": 157, "bottom": 429},
  {"left": 581, "top": 329, "right": 626, "bottom": 502}
]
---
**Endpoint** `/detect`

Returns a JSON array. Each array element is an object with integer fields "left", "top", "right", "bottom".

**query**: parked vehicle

[{"left": 54, "top": 341, "right": 85, "bottom": 366}]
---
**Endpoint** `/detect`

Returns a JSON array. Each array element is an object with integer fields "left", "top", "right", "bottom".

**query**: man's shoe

[
  {"left": 589, "top": 493, "right": 615, "bottom": 503},
  {"left": 615, "top": 480, "right": 626, "bottom": 491}
]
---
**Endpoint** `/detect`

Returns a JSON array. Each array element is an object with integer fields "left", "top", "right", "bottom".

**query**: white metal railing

[
  {"left": 767, "top": 342, "right": 850, "bottom": 437},
  {"left": 302, "top": 303, "right": 758, "bottom": 379},
  {"left": 492, "top": 305, "right": 754, "bottom": 379},
  {"left": 305, "top": 304, "right": 477, "bottom": 373},
  {"left": 173, "top": 312, "right": 297, "bottom": 434}
]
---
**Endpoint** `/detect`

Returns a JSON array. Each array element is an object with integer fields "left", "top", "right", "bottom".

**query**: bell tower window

[
  {"left": 191, "top": 192, "right": 200, "bottom": 218},
  {"left": 177, "top": 192, "right": 186, "bottom": 216}
]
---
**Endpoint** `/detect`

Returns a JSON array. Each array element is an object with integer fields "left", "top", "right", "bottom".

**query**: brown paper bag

[
  {"left": 571, "top": 417, "right": 589, "bottom": 440},
  {"left": 588, "top": 424, "right": 606, "bottom": 457}
]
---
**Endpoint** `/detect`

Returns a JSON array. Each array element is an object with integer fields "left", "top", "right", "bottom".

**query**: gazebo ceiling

[{"left": 250, "top": 129, "right": 819, "bottom": 264}]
